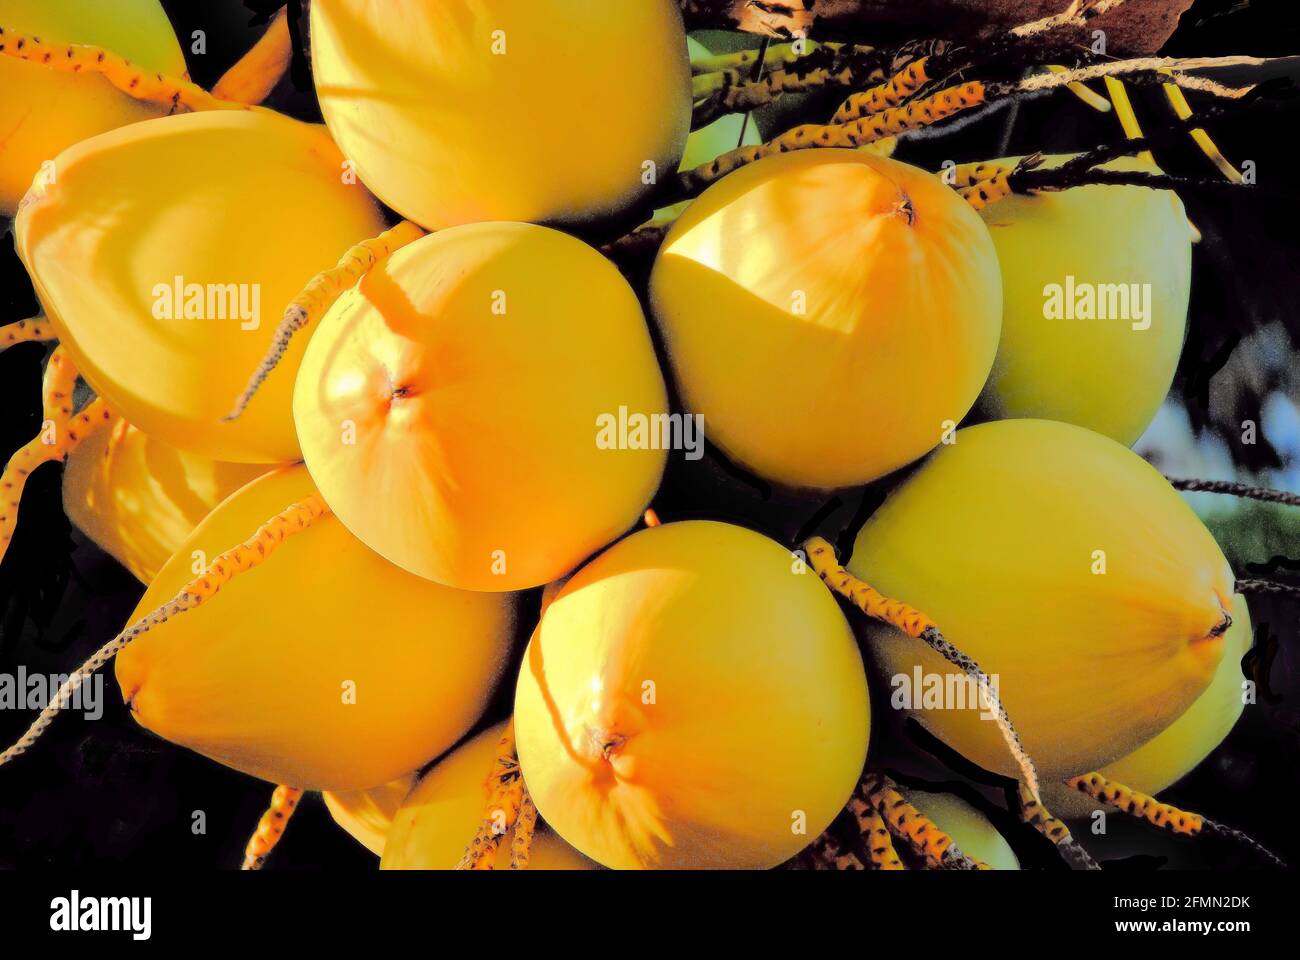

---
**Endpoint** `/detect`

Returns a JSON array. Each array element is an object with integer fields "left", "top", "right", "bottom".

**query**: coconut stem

[
  {"left": 224, "top": 221, "right": 425, "bottom": 421},
  {"left": 600, "top": 222, "right": 670, "bottom": 274},
  {"left": 1235, "top": 579, "right": 1300, "bottom": 601},
  {"left": 678, "top": 0, "right": 1183, "bottom": 58},
  {"left": 0, "top": 317, "right": 55, "bottom": 351},
  {"left": 1005, "top": 93, "right": 1292, "bottom": 202},
  {"left": 678, "top": 55, "right": 1256, "bottom": 204},
  {"left": 1160, "top": 74, "right": 1243, "bottom": 181},
  {"left": 456, "top": 720, "right": 525, "bottom": 870},
  {"left": 241, "top": 785, "right": 304, "bottom": 870},
  {"left": 803, "top": 830, "right": 870, "bottom": 870},
  {"left": 692, "top": 42, "right": 899, "bottom": 128},
  {"left": 846, "top": 801, "right": 904, "bottom": 870},
  {"left": 1069, "top": 772, "right": 1286, "bottom": 868},
  {"left": 40, "top": 344, "right": 78, "bottom": 423},
  {"left": 1016, "top": 783, "right": 1101, "bottom": 870},
  {"left": 1046, "top": 65, "right": 1114, "bottom": 112},
  {"left": 1103, "top": 77, "right": 1155, "bottom": 162},
  {"left": 677, "top": 79, "right": 988, "bottom": 199},
  {"left": 1, "top": 347, "right": 112, "bottom": 569},
  {"left": 858, "top": 773, "right": 989, "bottom": 870},
  {"left": 1169, "top": 478, "right": 1300, "bottom": 508},
  {"left": 956, "top": 155, "right": 1045, "bottom": 210},
  {"left": 705, "top": 0, "right": 1143, "bottom": 133},
  {"left": 804, "top": 538, "right": 1103, "bottom": 870},
  {"left": 1009, "top": 57, "right": 1259, "bottom": 101},
  {"left": 832, "top": 55, "right": 934, "bottom": 123},
  {"left": 1027, "top": 167, "right": 1258, "bottom": 196},
  {"left": 1069, "top": 773, "right": 1201, "bottom": 834},
  {"left": 0, "top": 26, "right": 246, "bottom": 113},
  {"left": 804, "top": 537, "right": 1042, "bottom": 801},
  {"left": 510, "top": 789, "right": 538, "bottom": 870}
]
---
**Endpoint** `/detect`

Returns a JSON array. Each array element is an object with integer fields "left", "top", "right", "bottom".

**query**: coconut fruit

[
  {"left": 848, "top": 419, "right": 1234, "bottom": 780},
  {"left": 115, "top": 466, "right": 515, "bottom": 791},
  {"left": 293, "top": 222, "right": 668, "bottom": 592},
  {"left": 515, "top": 520, "right": 870, "bottom": 869},
  {"left": 649, "top": 149, "right": 1002, "bottom": 489},
  {"left": 310, "top": 0, "right": 691, "bottom": 230},
  {"left": 62, "top": 414, "right": 267, "bottom": 583},
  {"left": 977, "top": 155, "right": 1192, "bottom": 445},
  {"left": 15, "top": 109, "right": 387, "bottom": 463},
  {"left": 1043, "top": 592, "right": 1252, "bottom": 818}
]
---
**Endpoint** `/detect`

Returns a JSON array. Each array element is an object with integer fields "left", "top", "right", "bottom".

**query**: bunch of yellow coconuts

[{"left": 0, "top": 0, "right": 1257, "bottom": 870}]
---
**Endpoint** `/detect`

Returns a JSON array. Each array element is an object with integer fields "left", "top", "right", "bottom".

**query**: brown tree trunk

[{"left": 678, "top": 0, "right": 1194, "bottom": 55}]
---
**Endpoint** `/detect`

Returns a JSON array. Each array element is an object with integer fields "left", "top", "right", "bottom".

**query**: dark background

[{"left": 1, "top": 0, "right": 1298, "bottom": 870}]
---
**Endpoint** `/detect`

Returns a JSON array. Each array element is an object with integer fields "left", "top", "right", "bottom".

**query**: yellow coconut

[
  {"left": 115, "top": 466, "right": 515, "bottom": 791},
  {"left": 0, "top": 0, "right": 186, "bottom": 215},
  {"left": 649, "top": 150, "right": 1002, "bottom": 489},
  {"left": 381, "top": 723, "right": 595, "bottom": 870},
  {"left": 323, "top": 774, "right": 417, "bottom": 856},
  {"left": 62, "top": 414, "right": 267, "bottom": 583},
  {"left": 294, "top": 222, "right": 668, "bottom": 592},
  {"left": 310, "top": 0, "right": 691, "bottom": 230},
  {"left": 1043, "top": 591, "right": 1252, "bottom": 818},
  {"left": 515, "top": 520, "right": 870, "bottom": 869},
  {"left": 15, "top": 109, "right": 387, "bottom": 464},
  {"left": 849, "top": 419, "right": 1234, "bottom": 781},
  {"left": 978, "top": 155, "right": 1192, "bottom": 445}
]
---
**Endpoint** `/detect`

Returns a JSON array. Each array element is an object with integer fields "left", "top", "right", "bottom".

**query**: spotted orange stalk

[
  {"left": 678, "top": 81, "right": 987, "bottom": 196},
  {"left": 1017, "top": 783, "right": 1099, "bottom": 871},
  {"left": 859, "top": 774, "right": 987, "bottom": 870},
  {"left": 805, "top": 536, "right": 1044, "bottom": 808},
  {"left": 958, "top": 165, "right": 1018, "bottom": 211},
  {"left": 946, "top": 162, "right": 1005, "bottom": 191},
  {"left": 1, "top": 348, "right": 112, "bottom": 568},
  {"left": 1066, "top": 772, "right": 1285, "bottom": 867},
  {"left": 707, "top": 60, "right": 877, "bottom": 114},
  {"left": 1069, "top": 773, "right": 1202, "bottom": 834},
  {"left": 225, "top": 220, "right": 426, "bottom": 420},
  {"left": 948, "top": 156, "right": 1045, "bottom": 212},
  {"left": 41, "top": 345, "right": 78, "bottom": 423},
  {"left": 242, "top": 785, "right": 304, "bottom": 870},
  {"left": 691, "top": 43, "right": 886, "bottom": 125},
  {"left": 808, "top": 531, "right": 1102, "bottom": 869},
  {"left": 510, "top": 790, "right": 538, "bottom": 870},
  {"left": 804, "top": 831, "right": 868, "bottom": 870},
  {"left": 0, "top": 26, "right": 244, "bottom": 114},
  {"left": 0, "top": 399, "right": 113, "bottom": 565},
  {"left": 847, "top": 793, "right": 905, "bottom": 870},
  {"left": 832, "top": 57, "right": 932, "bottom": 123},
  {"left": 456, "top": 720, "right": 525, "bottom": 870},
  {"left": 0, "top": 494, "right": 330, "bottom": 767},
  {"left": 0, "top": 317, "right": 54, "bottom": 350}
]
